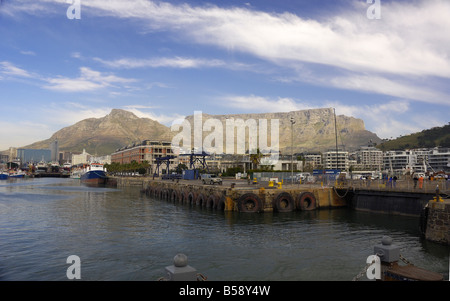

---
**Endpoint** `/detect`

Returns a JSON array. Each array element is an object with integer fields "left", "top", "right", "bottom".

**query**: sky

[{"left": 0, "top": 0, "right": 449, "bottom": 151}]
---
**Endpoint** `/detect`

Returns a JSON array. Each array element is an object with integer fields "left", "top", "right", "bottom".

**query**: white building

[
  {"left": 383, "top": 147, "right": 450, "bottom": 174},
  {"left": 72, "top": 149, "right": 91, "bottom": 166},
  {"left": 428, "top": 147, "right": 450, "bottom": 172},
  {"left": 322, "top": 150, "right": 349, "bottom": 170},
  {"left": 357, "top": 146, "right": 383, "bottom": 170},
  {"left": 304, "top": 152, "right": 322, "bottom": 169}
]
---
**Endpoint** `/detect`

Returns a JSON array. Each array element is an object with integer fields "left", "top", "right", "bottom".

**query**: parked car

[
  {"left": 162, "top": 173, "right": 182, "bottom": 180},
  {"left": 201, "top": 174, "right": 222, "bottom": 185}
]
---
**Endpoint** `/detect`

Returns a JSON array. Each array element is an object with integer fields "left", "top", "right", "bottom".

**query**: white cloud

[
  {"left": 40, "top": 103, "right": 113, "bottom": 126},
  {"left": 79, "top": 0, "right": 450, "bottom": 104},
  {"left": 0, "top": 121, "right": 52, "bottom": 150},
  {"left": 222, "top": 95, "right": 312, "bottom": 113},
  {"left": 80, "top": 1, "right": 450, "bottom": 75},
  {"left": 44, "top": 67, "right": 136, "bottom": 92},
  {"left": 0, "top": 61, "right": 32, "bottom": 78},
  {"left": 20, "top": 50, "right": 36, "bottom": 56},
  {"left": 93, "top": 56, "right": 253, "bottom": 72},
  {"left": 5, "top": 1, "right": 450, "bottom": 104},
  {"left": 94, "top": 56, "right": 224, "bottom": 69}
]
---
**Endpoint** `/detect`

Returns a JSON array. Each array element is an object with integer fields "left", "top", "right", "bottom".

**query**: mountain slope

[
  {"left": 23, "top": 109, "right": 173, "bottom": 155},
  {"left": 21, "top": 107, "right": 381, "bottom": 156},
  {"left": 184, "top": 108, "right": 381, "bottom": 153},
  {"left": 377, "top": 123, "right": 450, "bottom": 151}
]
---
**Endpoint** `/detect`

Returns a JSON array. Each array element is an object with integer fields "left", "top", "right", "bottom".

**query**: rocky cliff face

[
  {"left": 184, "top": 108, "right": 381, "bottom": 154},
  {"left": 22, "top": 108, "right": 381, "bottom": 156}
]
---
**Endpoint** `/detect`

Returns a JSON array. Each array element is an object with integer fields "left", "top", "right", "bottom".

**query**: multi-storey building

[
  {"left": 357, "top": 146, "right": 383, "bottom": 170},
  {"left": 111, "top": 140, "right": 178, "bottom": 175},
  {"left": 72, "top": 149, "right": 91, "bottom": 166},
  {"left": 428, "top": 147, "right": 450, "bottom": 172},
  {"left": 383, "top": 147, "right": 450, "bottom": 174},
  {"left": 17, "top": 149, "right": 51, "bottom": 164},
  {"left": 303, "top": 152, "right": 322, "bottom": 169},
  {"left": 322, "top": 150, "right": 349, "bottom": 170},
  {"left": 383, "top": 150, "right": 411, "bottom": 173}
]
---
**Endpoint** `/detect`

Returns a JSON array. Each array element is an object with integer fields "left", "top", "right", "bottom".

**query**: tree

[{"left": 249, "top": 148, "right": 263, "bottom": 170}]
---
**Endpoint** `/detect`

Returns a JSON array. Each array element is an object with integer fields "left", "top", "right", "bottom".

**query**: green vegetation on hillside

[{"left": 377, "top": 123, "right": 450, "bottom": 151}]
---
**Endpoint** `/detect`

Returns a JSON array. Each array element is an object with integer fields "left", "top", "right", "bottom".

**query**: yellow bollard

[
  {"left": 268, "top": 181, "right": 273, "bottom": 187},
  {"left": 277, "top": 182, "right": 282, "bottom": 189}
]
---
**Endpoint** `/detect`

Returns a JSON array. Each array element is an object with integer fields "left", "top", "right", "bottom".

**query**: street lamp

[{"left": 290, "top": 116, "right": 296, "bottom": 184}]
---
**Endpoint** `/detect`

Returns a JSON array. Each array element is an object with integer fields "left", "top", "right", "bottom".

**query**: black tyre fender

[
  {"left": 272, "top": 192, "right": 294, "bottom": 212},
  {"left": 196, "top": 193, "right": 206, "bottom": 207},
  {"left": 296, "top": 192, "right": 316, "bottom": 211},
  {"left": 237, "top": 193, "right": 263, "bottom": 213}
]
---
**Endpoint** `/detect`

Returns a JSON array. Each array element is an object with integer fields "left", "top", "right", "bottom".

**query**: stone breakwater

[{"left": 425, "top": 199, "right": 450, "bottom": 245}]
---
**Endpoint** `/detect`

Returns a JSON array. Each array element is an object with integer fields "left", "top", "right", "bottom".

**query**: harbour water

[{"left": 0, "top": 177, "right": 448, "bottom": 281}]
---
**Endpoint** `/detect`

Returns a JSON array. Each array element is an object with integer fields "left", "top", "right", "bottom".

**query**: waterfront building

[
  {"left": 357, "top": 146, "right": 383, "bottom": 170},
  {"left": 322, "top": 150, "right": 349, "bottom": 170},
  {"left": 90, "top": 155, "right": 111, "bottom": 165},
  {"left": 72, "top": 149, "right": 91, "bottom": 166},
  {"left": 111, "top": 140, "right": 177, "bottom": 175},
  {"left": 428, "top": 147, "right": 450, "bottom": 172},
  {"left": 383, "top": 150, "right": 412, "bottom": 174},
  {"left": 383, "top": 148, "right": 450, "bottom": 174},
  {"left": 0, "top": 154, "right": 8, "bottom": 164},
  {"left": 303, "top": 152, "right": 322, "bottom": 170},
  {"left": 8, "top": 147, "right": 17, "bottom": 162},
  {"left": 17, "top": 149, "right": 51, "bottom": 164},
  {"left": 273, "top": 155, "right": 303, "bottom": 171},
  {"left": 50, "top": 140, "right": 59, "bottom": 162}
]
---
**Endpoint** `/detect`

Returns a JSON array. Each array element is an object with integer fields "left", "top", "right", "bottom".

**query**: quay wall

[
  {"left": 424, "top": 199, "right": 450, "bottom": 245},
  {"left": 114, "top": 176, "right": 346, "bottom": 212},
  {"left": 344, "top": 189, "right": 436, "bottom": 217}
]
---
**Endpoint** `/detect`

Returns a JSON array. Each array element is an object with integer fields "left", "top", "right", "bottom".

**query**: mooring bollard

[
  {"left": 374, "top": 236, "right": 400, "bottom": 263},
  {"left": 161, "top": 254, "right": 199, "bottom": 281}
]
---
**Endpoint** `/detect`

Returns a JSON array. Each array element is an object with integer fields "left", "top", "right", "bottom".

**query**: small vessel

[
  {"left": 70, "top": 168, "right": 84, "bottom": 179},
  {"left": 80, "top": 163, "right": 108, "bottom": 186},
  {"left": 0, "top": 171, "right": 9, "bottom": 180},
  {"left": 9, "top": 170, "right": 26, "bottom": 178},
  {"left": 355, "top": 236, "right": 444, "bottom": 281}
]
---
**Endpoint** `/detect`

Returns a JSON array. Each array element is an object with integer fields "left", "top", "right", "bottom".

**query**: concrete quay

[{"left": 114, "top": 176, "right": 347, "bottom": 213}]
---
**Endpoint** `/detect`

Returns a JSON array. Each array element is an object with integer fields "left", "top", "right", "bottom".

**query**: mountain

[
  {"left": 377, "top": 123, "right": 450, "bottom": 151},
  {"left": 23, "top": 109, "right": 173, "bottom": 156},
  {"left": 19, "top": 108, "right": 381, "bottom": 156},
  {"left": 184, "top": 108, "right": 381, "bottom": 154}
]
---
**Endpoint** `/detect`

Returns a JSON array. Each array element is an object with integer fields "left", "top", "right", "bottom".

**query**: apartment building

[
  {"left": 358, "top": 146, "right": 383, "bottom": 170},
  {"left": 322, "top": 150, "right": 349, "bottom": 170},
  {"left": 111, "top": 140, "right": 178, "bottom": 174}
]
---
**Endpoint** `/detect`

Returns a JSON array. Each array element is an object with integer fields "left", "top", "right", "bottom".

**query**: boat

[
  {"left": 9, "top": 170, "right": 26, "bottom": 178},
  {"left": 355, "top": 236, "right": 444, "bottom": 281},
  {"left": 0, "top": 171, "right": 8, "bottom": 180},
  {"left": 70, "top": 168, "right": 84, "bottom": 179},
  {"left": 80, "top": 163, "right": 108, "bottom": 186}
]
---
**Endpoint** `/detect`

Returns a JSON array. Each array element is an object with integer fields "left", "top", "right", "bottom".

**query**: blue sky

[{"left": 0, "top": 0, "right": 449, "bottom": 151}]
